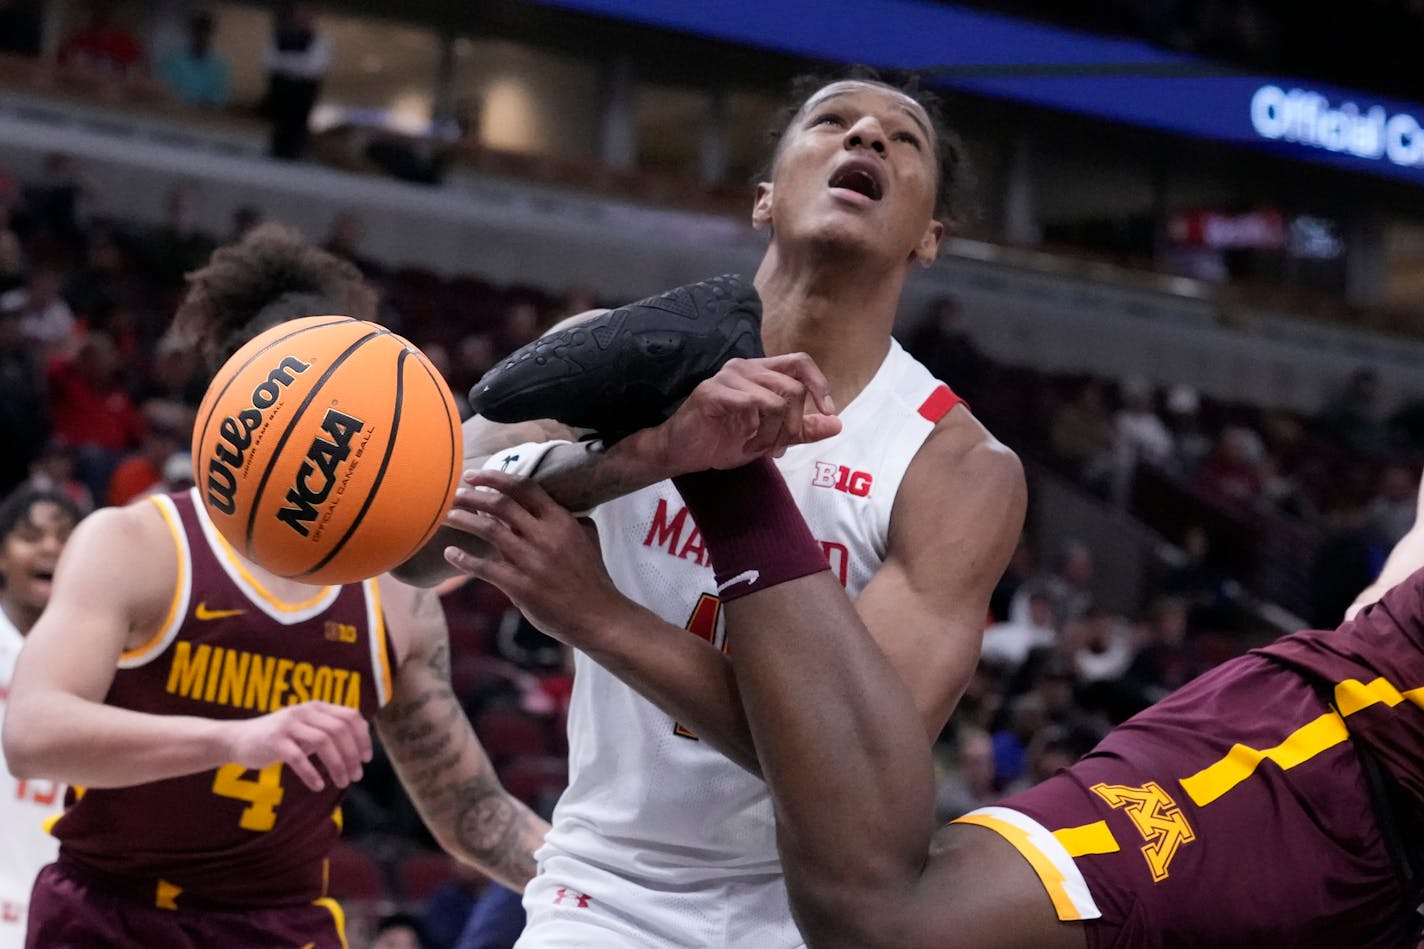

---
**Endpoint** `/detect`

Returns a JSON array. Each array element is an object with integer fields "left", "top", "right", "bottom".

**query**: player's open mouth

[{"left": 828, "top": 161, "right": 884, "bottom": 201}]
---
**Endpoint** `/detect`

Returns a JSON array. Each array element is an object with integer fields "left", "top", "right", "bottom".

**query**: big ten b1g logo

[{"left": 812, "top": 461, "right": 873, "bottom": 497}]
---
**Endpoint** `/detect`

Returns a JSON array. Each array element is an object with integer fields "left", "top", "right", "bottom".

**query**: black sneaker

[{"left": 468, "top": 274, "right": 764, "bottom": 440}]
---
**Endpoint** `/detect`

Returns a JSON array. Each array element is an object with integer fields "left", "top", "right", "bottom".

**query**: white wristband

[{"left": 479, "top": 440, "right": 575, "bottom": 479}]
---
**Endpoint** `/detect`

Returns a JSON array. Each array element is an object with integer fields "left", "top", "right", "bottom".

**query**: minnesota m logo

[{"left": 1090, "top": 781, "right": 1195, "bottom": 881}]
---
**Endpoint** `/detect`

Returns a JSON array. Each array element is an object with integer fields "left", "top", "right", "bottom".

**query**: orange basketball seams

[{"left": 192, "top": 316, "right": 462, "bottom": 585}]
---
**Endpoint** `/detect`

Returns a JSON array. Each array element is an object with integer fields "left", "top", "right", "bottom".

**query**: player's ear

[
  {"left": 752, "top": 183, "right": 774, "bottom": 231},
  {"left": 911, "top": 218, "right": 944, "bottom": 266}
]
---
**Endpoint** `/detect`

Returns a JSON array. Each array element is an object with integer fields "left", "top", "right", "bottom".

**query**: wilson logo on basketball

[
  {"left": 276, "top": 408, "right": 367, "bottom": 537},
  {"left": 205, "top": 356, "right": 311, "bottom": 516}
]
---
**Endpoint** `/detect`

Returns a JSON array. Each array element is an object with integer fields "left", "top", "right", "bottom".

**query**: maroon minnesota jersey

[
  {"left": 1257, "top": 562, "right": 1424, "bottom": 808},
  {"left": 50, "top": 488, "right": 396, "bottom": 909}
]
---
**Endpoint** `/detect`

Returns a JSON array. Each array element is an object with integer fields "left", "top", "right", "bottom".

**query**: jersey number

[
  {"left": 212, "top": 763, "right": 285, "bottom": 831},
  {"left": 673, "top": 593, "right": 724, "bottom": 740}
]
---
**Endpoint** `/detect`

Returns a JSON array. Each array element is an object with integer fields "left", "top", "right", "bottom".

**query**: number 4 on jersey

[
  {"left": 674, "top": 593, "right": 724, "bottom": 740},
  {"left": 213, "top": 762, "right": 285, "bottom": 831}
]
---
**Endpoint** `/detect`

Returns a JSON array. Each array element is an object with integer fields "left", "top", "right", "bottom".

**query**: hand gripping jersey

[
  {"left": 48, "top": 489, "right": 395, "bottom": 909},
  {"left": 543, "top": 341, "right": 960, "bottom": 931},
  {"left": 0, "top": 611, "right": 61, "bottom": 949}
]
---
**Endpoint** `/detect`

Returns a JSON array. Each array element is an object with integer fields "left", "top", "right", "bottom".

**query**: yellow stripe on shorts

[{"left": 954, "top": 806, "right": 1103, "bottom": 921}]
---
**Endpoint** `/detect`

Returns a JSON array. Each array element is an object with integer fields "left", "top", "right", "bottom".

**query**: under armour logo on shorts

[{"left": 552, "top": 887, "right": 592, "bottom": 908}]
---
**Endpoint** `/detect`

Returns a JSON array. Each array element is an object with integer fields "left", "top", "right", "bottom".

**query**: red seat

[
  {"left": 397, "top": 850, "right": 462, "bottom": 904},
  {"left": 326, "top": 841, "right": 390, "bottom": 906},
  {"left": 498, "top": 754, "right": 568, "bottom": 813},
  {"left": 473, "top": 706, "right": 553, "bottom": 762}
]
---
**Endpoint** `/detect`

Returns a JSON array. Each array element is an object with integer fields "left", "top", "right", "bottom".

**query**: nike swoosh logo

[
  {"left": 195, "top": 603, "right": 246, "bottom": 621},
  {"left": 716, "top": 569, "right": 760, "bottom": 593}
]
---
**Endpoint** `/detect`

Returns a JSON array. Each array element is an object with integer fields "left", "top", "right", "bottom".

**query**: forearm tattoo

[{"left": 380, "top": 639, "right": 538, "bottom": 886}]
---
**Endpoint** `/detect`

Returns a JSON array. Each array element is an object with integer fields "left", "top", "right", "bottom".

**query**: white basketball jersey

[
  {"left": 546, "top": 340, "right": 959, "bottom": 895},
  {"left": 0, "top": 611, "right": 61, "bottom": 949}
]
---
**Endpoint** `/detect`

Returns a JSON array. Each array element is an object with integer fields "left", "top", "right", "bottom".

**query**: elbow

[
  {"left": 2, "top": 710, "right": 46, "bottom": 780},
  {"left": 785, "top": 865, "right": 914, "bottom": 949}
]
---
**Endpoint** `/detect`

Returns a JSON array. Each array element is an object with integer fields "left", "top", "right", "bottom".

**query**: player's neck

[
  {"left": 0, "top": 599, "right": 40, "bottom": 636},
  {"left": 236, "top": 551, "right": 334, "bottom": 603},
  {"left": 755, "top": 248, "right": 903, "bottom": 409}
]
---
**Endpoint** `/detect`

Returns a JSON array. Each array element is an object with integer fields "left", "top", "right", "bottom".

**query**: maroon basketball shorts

[
  {"left": 955, "top": 654, "right": 1418, "bottom": 949},
  {"left": 26, "top": 857, "right": 350, "bottom": 949}
]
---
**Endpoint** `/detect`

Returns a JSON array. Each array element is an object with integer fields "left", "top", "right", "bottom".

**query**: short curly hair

[
  {"left": 758, "top": 65, "right": 976, "bottom": 227},
  {"left": 173, "top": 222, "right": 377, "bottom": 367}
]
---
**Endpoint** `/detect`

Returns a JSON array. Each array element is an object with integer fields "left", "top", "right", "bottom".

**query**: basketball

[{"left": 192, "top": 315, "right": 462, "bottom": 585}]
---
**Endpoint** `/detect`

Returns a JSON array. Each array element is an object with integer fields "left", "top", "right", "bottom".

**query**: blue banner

[{"left": 529, "top": 0, "right": 1424, "bottom": 186}]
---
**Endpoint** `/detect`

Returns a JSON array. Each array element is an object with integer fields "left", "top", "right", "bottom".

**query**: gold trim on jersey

[
  {"left": 187, "top": 489, "right": 340, "bottom": 624},
  {"left": 313, "top": 896, "right": 350, "bottom": 949},
  {"left": 1177, "top": 674, "right": 1419, "bottom": 809},
  {"left": 1053, "top": 820, "right": 1120, "bottom": 858},
  {"left": 119, "top": 495, "right": 193, "bottom": 668},
  {"left": 363, "top": 578, "right": 392, "bottom": 706},
  {"left": 953, "top": 806, "right": 1103, "bottom": 921}
]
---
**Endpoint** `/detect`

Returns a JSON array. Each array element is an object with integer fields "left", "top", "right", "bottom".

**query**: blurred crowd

[{"left": 1, "top": 144, "right": 1421, "bottom": 943}]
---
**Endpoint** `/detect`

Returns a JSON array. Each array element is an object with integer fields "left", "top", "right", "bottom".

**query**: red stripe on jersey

[{"left": 918, "top": 384, "right": 963, "bottom": 423}]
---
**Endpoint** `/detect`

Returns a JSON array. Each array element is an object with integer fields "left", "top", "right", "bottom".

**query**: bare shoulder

[
  {"left": 47, "top": 498, "right": 179, "bottom": 631},
  {"left": 912, "top": 408, "right": 1025, "bottom": 498}
]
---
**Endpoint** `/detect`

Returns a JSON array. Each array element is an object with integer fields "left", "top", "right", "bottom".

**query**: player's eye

[
  {"left": 893, "top": 131, "right": 922, "bottom": 150},
  {"left": 811, "top": 112, "right": 845, "bottom": 128}
]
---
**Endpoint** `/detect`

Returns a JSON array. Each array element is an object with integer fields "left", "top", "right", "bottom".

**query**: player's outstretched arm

[
  {"left": 444, "top": 472, "right": 765, "bottom": 774},
  {"left": 3, "top": 504, "right": 370, "bottom": 791},
  {"left": 374, "top": 576, "right": 549, "bottom": 891},
  {"left": 393, "top": 336, "right": 839, "bottom": 588},
  {"left": 854, "top": 416, "right": 1025, "bottom": 738},
  {"left": 1348, "top": 467, "right": 1424, "bottom": 620}
]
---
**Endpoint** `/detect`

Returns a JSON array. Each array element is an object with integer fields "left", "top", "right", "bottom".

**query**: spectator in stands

[
  {"left": 933, "top": 728, "right": 998, "bottom": 822},
  {"left": 19, "top": 152, "right": 89, "bottom": 249},
  {"left": 259, "top": 1, "right": 331, "bottom": 160},
  {"left": 493, "top": 299, "right": 541, "bottom": 360},
  {"left": 454, "top": 881, "right": 526, "bottom": 949},
  {"left": 324, "top": 209, "right": 385, "bottom": 281},
  {"left": 989, "top": 535, "right": 1036, "bottom": 623},
  {"left": 143, "top": 183, "right": 217, "bottom": 291},
  {"left": 55, "top": 0, "right": 146, "bottom": 81},
  {"left": 45, "top": 331, "right": 145, "bottom": 503},
  {"left": 0, "top": 305, "right": 49, "bottom": 494},
  {"left": 0, "top": 191, "right": 24, "bottom": 293},
  {"left": 21, "top": 440, "right": 93, "bottom": 513},
  {"left": 1321, "top": 366, "right": 1391, "bottom": 455},
  {"left": 105, "top": 411, "right": 184, "bottom": 507},
  {"left": 1063, "top": 607, "right": 1135, "bottom": 684},
  {"left": 0, "top": 265, "right": 76, "bottom": 354},
  {"left": 63, "top": 226, "right": 140, "bottom": 328},
  {"left": 1123, "top": 595, "right": 1202, "bottom": 706},
  {"left": 1111, "top": 375, "right": 1173, "bottom": 506},
  {"left": 980, "top": 584, "right": 1057, "bottom": 669},
  {"left": 1195, "top": 424, "right": 1265, "bottom": 507},
  {"left": 1367, "top": 461, "right": 1418, "bottom": 548},
  {"left": 1015, "top": 538, "right": 1096, "bottom": 625},
  {"left": 158, "top": 9, "right": 230, "bottom": 109},
  {"left": 369, "top": 912, "right": 433, "bottom": 949},
  {"left": 904, "top": 295, "right": 986, "bottom": 402},
  {"left": 1308, "top": 502, "right": 1382, "bottom": 628},
  {"left": 1002, "top": 725, "right": 1076, "bottom": 795},
  {"left": 415, "top": 859, "right": 487, "bottom": 949},
  {"left": 1157, "top": 524, "right": 1231, "bottom": 607},
  {"left": 1049, "top": 379, "right": 1117, "bottom": 493},
  {"left": 1164, "top": 381, "right": 1212, "bottom": 474}
]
